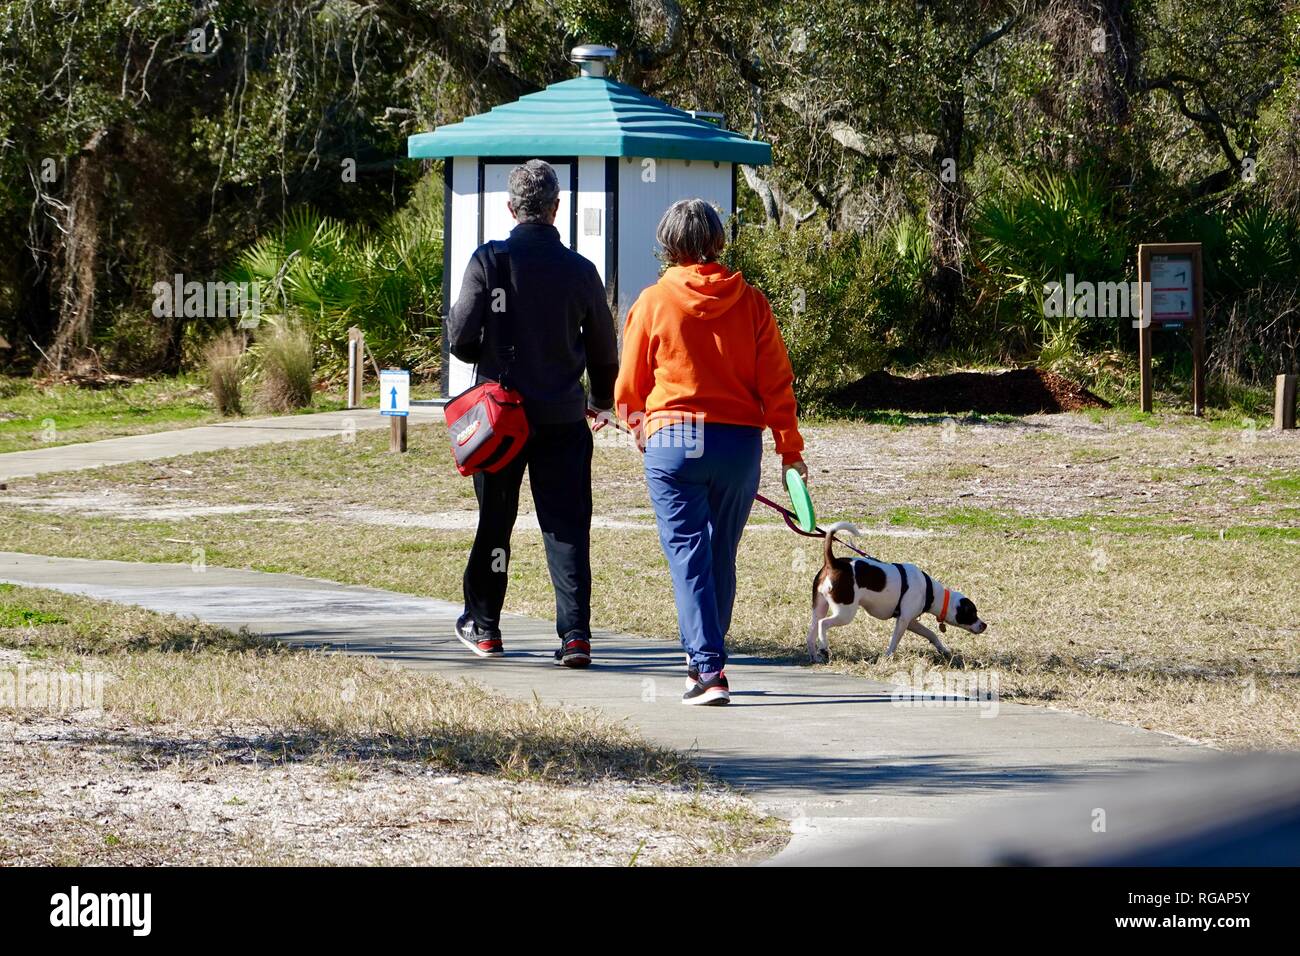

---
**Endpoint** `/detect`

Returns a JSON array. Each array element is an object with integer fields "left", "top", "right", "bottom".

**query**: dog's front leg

[
  {"left": 814, "top": 614, "right": 835, "bottom": 664},
  {"left": 815, "top": 603, "right": 855, "bottom": 664},
  {"left": 907, "top": 620, "right": 951, "bottom": 657},
  {"left": 884, "top": 616, "right": 910, "bottom": 658}
]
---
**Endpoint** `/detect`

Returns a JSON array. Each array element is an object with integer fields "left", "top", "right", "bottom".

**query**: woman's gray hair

[
  {"left": 656, "top": 198, "right": 726, "bottom": 265},
  {"left": 508, "top": 160, "right": 561, "bottom": 223}
]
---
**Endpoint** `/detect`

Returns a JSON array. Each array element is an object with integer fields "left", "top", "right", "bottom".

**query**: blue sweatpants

[{"left": 643, "top": 423, "right": 762, "bottom": 676}]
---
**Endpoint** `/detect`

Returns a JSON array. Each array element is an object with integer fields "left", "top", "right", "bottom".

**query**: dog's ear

[{"left": 955, "top": 597, "right": 978, "bottom": 626}]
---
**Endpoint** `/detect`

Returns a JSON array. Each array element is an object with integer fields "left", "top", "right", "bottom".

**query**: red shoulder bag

[{"left": 444, "top": 242, "right": 531, "bottom": 475}]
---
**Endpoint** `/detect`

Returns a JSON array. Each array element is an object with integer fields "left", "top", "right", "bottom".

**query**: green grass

[
  {"left": 0, "top": 374, "right": 219, "bottom": 452},
  {"left": 0, "top": 374, "right": 443, "bottom": 454},
  {"left": 883, "top": 504, "right": 1300, "bottom": 541},
  {"left": 0, "top": 604, "right": 67, "bottom": 628},
  {"left": 801, "top": 407, "right": 1022, "bottom": 428},
  {"left": 1081, "top": 402, "right": 1269, "bottom": 430},
  {"left": 1267, "top": 474, "right": 1300, "bottom": 495}
]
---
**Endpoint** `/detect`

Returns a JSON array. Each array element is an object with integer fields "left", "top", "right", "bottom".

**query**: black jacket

[{"left": 448, "top": 222, "right": 618, "bottom": 424}]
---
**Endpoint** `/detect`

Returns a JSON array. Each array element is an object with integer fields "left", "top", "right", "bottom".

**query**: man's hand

[
  {"left": 586, "top": 401, "right": 616, "bottom": 432},
  {"left": 785, "top": 459, "right": 809, "bottom": 484}
]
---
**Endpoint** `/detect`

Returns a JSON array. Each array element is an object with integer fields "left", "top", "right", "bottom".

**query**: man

[{"left": 447, "top": 159, "right": 618, "bottom": 667}]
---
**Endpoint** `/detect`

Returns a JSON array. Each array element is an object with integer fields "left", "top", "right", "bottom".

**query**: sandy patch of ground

[
  {"left": 0, "top": 490, "right": 938, "bottom": 538},
  {"left": 1, "top": 490, "right": 293, "bottom": 521},
  {"left": 0, "top": 712, "right": 776, "bottom": 866}
]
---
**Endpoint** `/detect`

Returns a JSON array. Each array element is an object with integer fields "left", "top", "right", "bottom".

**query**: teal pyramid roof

[{"left": 407, "top": 75, "right": 771, "bottom": 165}]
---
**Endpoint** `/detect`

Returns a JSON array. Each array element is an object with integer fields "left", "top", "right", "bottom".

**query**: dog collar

[{"left": 938, "top": 587, "right": 951, "bottom": 622}]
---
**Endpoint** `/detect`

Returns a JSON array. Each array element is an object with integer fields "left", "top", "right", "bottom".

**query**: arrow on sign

[{"left": 390, "top": 386, "right": 399, "bottom": 409}]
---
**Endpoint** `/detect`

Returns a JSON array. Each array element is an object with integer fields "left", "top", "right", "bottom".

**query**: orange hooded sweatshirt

[{"left": 615, "top": 263, "right": 804, "bottom": 465}]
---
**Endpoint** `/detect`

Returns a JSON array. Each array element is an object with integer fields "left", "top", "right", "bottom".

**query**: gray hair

[
  {"left": 508, "top": 160, "right": 560, "bottom": 223},
  {"left": 656, "top": 198, "right": 726, "bottom": 265}
]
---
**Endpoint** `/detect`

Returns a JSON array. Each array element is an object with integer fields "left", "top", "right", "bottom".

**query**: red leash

[
  {"left": 590, "top": 411, "right": 870, "bottom": 558},
  {"left": 752, "top": 493, "right": 872, "bottom": 558}
]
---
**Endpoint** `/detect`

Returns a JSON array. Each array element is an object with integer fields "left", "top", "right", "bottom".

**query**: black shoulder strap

[
  {"left": 892, "top": 563, "right": 910, "bottom": 619},
  {"left": 482, "top": 240, "right": 514, "bottom": 383},
  {"left": 922, "top": 572, "right": 934, "bottom": 619}
]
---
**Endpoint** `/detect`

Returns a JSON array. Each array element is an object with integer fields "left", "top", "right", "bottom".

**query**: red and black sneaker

[
  {"left": 553, "top": 634, "right": 592, "bottom": 668},
  {"left": 455, "top": 614, "right": 503, "bottom": 658},
  {"left": 682, "top": 669, "right": 730, "bottom": 706}
]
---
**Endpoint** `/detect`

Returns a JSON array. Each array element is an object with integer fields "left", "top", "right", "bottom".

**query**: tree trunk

[
  {"left": 160, "top": 315, "right": 187, "bottom": 374},
  {"left": 1096, "top": 0, "right": 1138, "bottom": 127},
  {"left": 41, "top": 131, "right": 109, "bottom": 375},
  {"left": 921, "top": 87, "right": 966, "bottom": 349},
  {"left": 739, "top": 165, "right": 781, "bottom": 226}
]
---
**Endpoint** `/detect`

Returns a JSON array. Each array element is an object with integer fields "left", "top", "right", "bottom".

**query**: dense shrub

[
  {"left": 968, "top": 170, "right": 1299, "bottom": 397},
  {"left": 94, "top": 306, "right": 174, "bottom": 374},
  {"left": 725, "top": 221, "right": 926, "bottom": 399},
  {"left": 969, "top": 170, "right": 1131, "bottom": 358},
  {"left": 226, "top": 174, "right": 443, "bottom": 378}
]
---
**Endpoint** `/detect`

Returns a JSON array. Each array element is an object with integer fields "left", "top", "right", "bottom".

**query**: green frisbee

[{"left": 785, "top": 468, "right": 816, "bottom": 533}]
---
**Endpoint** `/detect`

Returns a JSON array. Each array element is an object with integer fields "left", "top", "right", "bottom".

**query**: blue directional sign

[{"left": 379, "top": 368, "right": 409, "bottom": 417}]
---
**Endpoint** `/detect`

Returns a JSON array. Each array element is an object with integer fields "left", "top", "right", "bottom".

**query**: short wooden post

[
  {"left": 390, "top": 415, "right": 408, "bottom": 452},
  {"left": 1192, "top": 318, "right": 1206, "bottom": 417},
  {"left": 1139, "top": 321, "right": 1153, "bottom": 413},
  {"left": 1275, "top": 374, "right": 1297, "bottom": 430},
  {"left": 346, "top": 327, "right": 364, "bottom": 409}
]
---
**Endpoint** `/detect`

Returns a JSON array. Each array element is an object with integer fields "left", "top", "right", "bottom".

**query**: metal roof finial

[{"left": 570, "top": 44, "right": 617, "bottom": 78}]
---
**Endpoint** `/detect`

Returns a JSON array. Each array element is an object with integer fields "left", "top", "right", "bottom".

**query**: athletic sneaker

[
  {"left": 682, "top": 670, "right": 730, "bottom": 706},
  {"left": 455, "top": 613, "right": 503, "bottom": 658},
  {"left": 553, "top": 634, "right": 592, "bottom": 668}
]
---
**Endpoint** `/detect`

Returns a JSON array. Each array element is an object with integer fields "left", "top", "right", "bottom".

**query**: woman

[{"left": 615, "top": 199, "right": 807, "bottom": 706}]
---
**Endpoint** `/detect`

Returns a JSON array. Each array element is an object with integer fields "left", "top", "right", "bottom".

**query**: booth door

[{"left": 480, "top": 161, "right": 573, "bottom": 246}]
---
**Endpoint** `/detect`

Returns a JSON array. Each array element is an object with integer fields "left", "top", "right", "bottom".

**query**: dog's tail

[{"left": 823, "top": 521, "right": 862, "bottom": 565}]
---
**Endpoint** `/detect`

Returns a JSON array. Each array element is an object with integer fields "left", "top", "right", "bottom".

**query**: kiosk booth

[{"left": 406, "top": 44, "right": 773, "bottom": 397}]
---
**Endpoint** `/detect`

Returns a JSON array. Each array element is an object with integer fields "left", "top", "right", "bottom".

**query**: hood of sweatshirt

[{"left": 658, "top": 263, "right": 748, "bottom": 320}]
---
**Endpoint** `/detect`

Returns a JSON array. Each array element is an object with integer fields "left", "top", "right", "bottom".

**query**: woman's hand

[{"left": 785, "top": 459, "right": 809, "bottom": 484}]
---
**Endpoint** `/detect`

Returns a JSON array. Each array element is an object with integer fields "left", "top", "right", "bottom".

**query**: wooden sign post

[
  {"left": 379, "top": 367, "right": 410, "bottom": 454},
  {"left": 1137, "top": 242, "right": 1205, "bottom": 415},
  {"left": 1276, "top": 374, "right": 1297, "bottom": 430},
  {"left": 389, "top": 416, "right": 408, "bottom": 452}
]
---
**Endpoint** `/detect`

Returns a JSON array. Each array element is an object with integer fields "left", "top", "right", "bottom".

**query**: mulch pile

[{"left": 828, "top": 367, "right": 1110, "bottom": 416}]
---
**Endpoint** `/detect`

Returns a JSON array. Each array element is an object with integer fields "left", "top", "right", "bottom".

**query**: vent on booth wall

[{"left": 687, "top": 110, "right": 726, "bottom": 128}]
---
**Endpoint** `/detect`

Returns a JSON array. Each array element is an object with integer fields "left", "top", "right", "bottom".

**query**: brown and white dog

[{"left": 808, "top": 522, "right": 987, "bottom": 662}]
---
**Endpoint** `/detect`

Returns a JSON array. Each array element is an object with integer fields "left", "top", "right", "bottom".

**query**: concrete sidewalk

[
  {"left": 0, "top": 551, "right": 1208, "bottom": 862},
  {"left": 0, "top": 407, "right": 441, "bottom": 482}
]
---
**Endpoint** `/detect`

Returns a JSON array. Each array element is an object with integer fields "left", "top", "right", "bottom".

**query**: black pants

[{"left": 463, "top": 419, "right": 593, "bottom": 639}]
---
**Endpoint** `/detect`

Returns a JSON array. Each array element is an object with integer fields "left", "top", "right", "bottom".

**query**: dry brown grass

[
  {"left": 203, "top": 331, "right": 245, "bottom": 416},
  {"left": 252, "top": 322, "right": 313, "bottom": 413},
  {"left": 0, "top": 722, "right": 782, "bottom": 866},
  {"left": 1, "top": 410, "right": 1296, "bottom": 749},
  {"left": 0, "top": 586, "right": 784, "bottom": 865}
]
